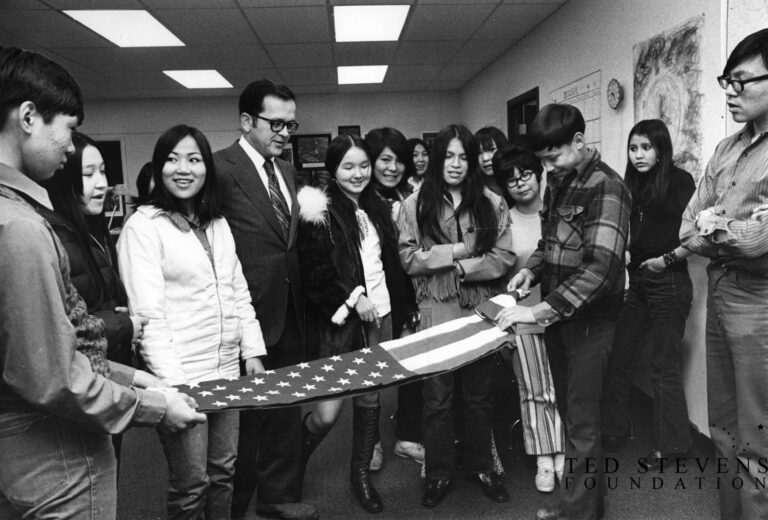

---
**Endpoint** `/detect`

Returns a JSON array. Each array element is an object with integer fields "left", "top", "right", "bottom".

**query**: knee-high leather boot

[
  {"left": 350, "top": 406, "right": 383, "bottom": 513},
  {"left": 300, "top": 412, "right": 328, "bottom": 486}
]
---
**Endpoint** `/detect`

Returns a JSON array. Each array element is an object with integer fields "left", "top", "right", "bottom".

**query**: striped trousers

[{"left": 510, "top": 333, "right": 565, "bottom": 455}]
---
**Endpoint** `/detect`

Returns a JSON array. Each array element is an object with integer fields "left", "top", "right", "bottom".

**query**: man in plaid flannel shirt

[{"left": 497, "top": 104, "right": 630, "bottom": 520}]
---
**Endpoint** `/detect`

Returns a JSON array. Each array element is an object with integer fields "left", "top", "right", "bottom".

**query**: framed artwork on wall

[
  {"left": 422, "top": 132, "right": 437, "bottom": 150},
  {"left": 280, "top": 142, "right": 294, "bottom": 164},
  {"left": 338, "top": 125, "right": 361, "bottom": 137},
  {"left": 294, "top": 133, "right": 332, "bottom": 169}
]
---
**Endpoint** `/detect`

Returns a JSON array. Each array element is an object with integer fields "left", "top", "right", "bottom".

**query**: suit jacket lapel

[
  {"left": 276, "top": 157, "right": 300, "bottom": 247},
  {"left": 226, "top": 144, "right": 287, "bottom": 243}
]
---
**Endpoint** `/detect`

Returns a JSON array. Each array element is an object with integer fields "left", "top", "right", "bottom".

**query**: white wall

[
  {"left": 459, "top": 0, "right": 728, "bottom": 435},
  {"left": 80, "top": 90, "right": 460, "bottom": 195}
]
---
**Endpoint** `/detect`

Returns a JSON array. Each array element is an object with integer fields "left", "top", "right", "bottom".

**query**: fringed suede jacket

[
  {"left": 297, "top": 182, "right": 416, "bottom": 359},
  {"left": 397, "top": 188, "right": 516, "bottom": 309}
]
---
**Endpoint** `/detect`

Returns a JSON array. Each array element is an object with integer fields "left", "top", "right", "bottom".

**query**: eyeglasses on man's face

[
  {"left": 505, "top": 170, "right": 534, "bottom": 188},
  {"left": 252, "top": 114, "right": 300, "bottom": 134},
  {"left": 717, "top": 73, "right": 768, "bottom": 93}
]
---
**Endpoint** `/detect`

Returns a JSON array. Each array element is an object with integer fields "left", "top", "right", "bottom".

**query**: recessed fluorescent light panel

[
  {"left": 164, "top": 70, "right": 233, "bottom": 89},
  {"left": 337, "top": 65, "right": 388, "bottom": 85},
  {"left": 334, "top": 5, "right": 409, "bottom": 42},
  {"left": 63, "top": 10, "right": 184, "bottom": 47}
]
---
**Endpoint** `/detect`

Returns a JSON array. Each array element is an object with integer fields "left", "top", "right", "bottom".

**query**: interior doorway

[{"left": 506, "top": 87, "right": 539, "bottom": 144}]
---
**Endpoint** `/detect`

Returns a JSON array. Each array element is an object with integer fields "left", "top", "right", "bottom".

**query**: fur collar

[{"left": 297, "top": 185, "right": 329, "bottom": 225}]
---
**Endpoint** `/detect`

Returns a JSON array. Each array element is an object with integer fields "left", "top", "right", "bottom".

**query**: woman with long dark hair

[
  {"left": 475, "top": 126, "right": 508, "bottom": 196},
  {"left": 41, "top": 132, "right": 153, "bottom": 464},
  {"left": 365, "top": 127, "right": 414, "bottom": 219},
  {"left": 602, "top": 119, "right": 696, "bottom": 470},
  {"left": 118, "top": 125, "right": 267, "bottom": 519},
  {"left": 407, "top": 137, "right": 429, "bottom": 191},
  {"left": 398, "top": 124, "right": 515, "bottom": 507},
  {"left": 364, "top": 127, "right": 422, "bottom": 471},
  {"left": 296, "top": 134, "right": 403, "bottom": 513}
]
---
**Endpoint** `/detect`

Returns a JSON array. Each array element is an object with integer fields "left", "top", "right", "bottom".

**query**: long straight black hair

[
  {"left": 416, "top": 124, "right": 498, "bottom": 254},
  {"left": 324, "top": 134, "right": 396, "bottom": 249},
  {"left": 43, "top": 131, "right": 125, "bottom": 307},
  {"left": 144, "top": 124, "right": 222, "bottom": 226},
  {"left": 624, "top": 119, "right": 674, "bottom": 211}
]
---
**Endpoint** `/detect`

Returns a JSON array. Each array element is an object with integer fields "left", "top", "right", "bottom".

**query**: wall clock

[{"left": 607, "top": 78, "right": 624, "bottom": 109}]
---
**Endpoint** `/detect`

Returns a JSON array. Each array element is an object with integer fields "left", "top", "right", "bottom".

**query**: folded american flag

[{"left": 185, "top": 294, "right": 520, "bottom": 412}]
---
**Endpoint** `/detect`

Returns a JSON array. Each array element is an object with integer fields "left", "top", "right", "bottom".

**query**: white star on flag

[
  {"left": 338, "top": 378, "right": 350, "bottom": 385},
  {"left": 267, "top": 390, "right": 280, "bottom": 395},
  {"left": 393, "top": 374, "right": 405, "bottom": 379},
  {"left": 188, "top": 382, "right": 199, "bottom": 388},
  {"left": 254, "top": 395, "right": 268, "bottom": 401},
  {"left": 265, "top": 370, "right": 276, "bottom": 374},
  {"left": 376, "top": 361, "right": 388, "bottom": 369},
  {"left": 239, "top": 387, "right": 253, "bottom": 393},
  {"left": 329, "top": 387, "right": 342, "bottom": 392},
  {"left": 321, "top": 364, "right": 334, "bottom": 372},
  {"left": 251, "top": 378, "right": 265, "bottom": 385},
  {"left": 346, "top": 368, "right": 358, "bottom": 376},
  {"left": 288, "top": 371, "right": 300, "bottom": 378},
  {"left": 213, "top": 401, "right": 227, "bottom": 407},
  {"left": 199, "top": 391, "right": 213, "bottom": 397},
  {"left": 353, "top": 358, "right": 365, "bottom": 365},
  {"left": 292, "top": 392, "right": 307, "bottom": 397},
  {"left": 298, "top": 362, "right": 310, "bottom": 369},
  {"left": 303, "top": 384, "right": 316, "bottom": 391},
  {"left": 226, "top": 394, "right": 240, "bottom": 400},
  {"left": 360, "top": 348, "right": 372, "bottom": 354},
  {"left": 362, "top": 380, "right": 374, "bottom": 386},
  {"left": 213, "top": 385, "right": 226, "bottom": 391},
  {"left": 330, "top": 356, "right": 342, "bottom": 361},
  {"left": 369, "top": 372, "right": 381, "bottom": 378},
  {"left": 312, "top": 376, "right": 326, "bottom": 382},
  {"left": 277, "top": 381, "right": 290, "bottom": 387}
]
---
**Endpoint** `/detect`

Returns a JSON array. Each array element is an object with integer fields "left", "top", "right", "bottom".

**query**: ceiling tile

[
  {"left": 334, "top": 42, "right": 398, "bottom": 66},
  {"left": 403, "top": 4, "right": 495, "bottom": 41},
  {"left": 434, "top": 62, "right": 485, "bottom": 82},
  {"left": 43, "top": 0, "right": 143, "bottom": 8},
  {"left": 391, "top": 41, "right": 463, "bottom": 65},
  {"left": 92, "top": 88, "right": 191, "bottom": 99},
  {"left": 265, "top": 43, "right": 332, "bottom": 67},
  {"left": 503, "top": 0, "right": 564, "bottom": 3},
  {"left": 291, "top": 84, "right": 338, "bottom": 94},
  {"left": 243, "top": 7, "right": 330, "bottom": 44},
  {"left": 99, "top": 70, "right": 179, "bottom": 89},
  {"left": 452, "top": 39, "right": 510, "bottom": 64},
  {"left": 385, "top": 64, "right": 443, "bottom": 83},
  {"left": 0, "top": 0, "right": 50, "bottom": 9},
  {"left": 238, "top": 0, "right": 326, "bottom": 7},
  {"left": 418, "top": 0, "right": 497, "bottom": 3},
  {"left": 428, "top": 80, "right": 463, "bottom": 91},
  {"left": 381, "top": 81, "right": 432, "bottom": 92},
  {"left": 0, "top": 31, "right": 39, "bottom": 48},
  {"left": 330, "top": 0, "right": 414, "bottom": 5},
  {"left": 143, "top": 0, "right": 238, "bottom": 7},
  {"left": 186, "top": 46, "right": 273, "bottom": 69},
  {"left": 154, "top": 9, "right": 258, "bottom": 46},
  {"left": 0, "top": 10, "right": 112, "bottom": 48},
  {"left": 219, "top": 69, "right": 280, "bottom": 88},
  {"left": 39, "top": 49, "right": 96, "bottom": 74},
  {"left": 280, "top": 67, "right": 337, "bottom": 86},
  {"left": 474, "top": 3, "right": 559, "bottom": 40},
  {"left": 337, "top": 84, "right": 382, "bottom": 94},
  {"left": 193, "top": 88, "right": 239, "bottom": 97}
]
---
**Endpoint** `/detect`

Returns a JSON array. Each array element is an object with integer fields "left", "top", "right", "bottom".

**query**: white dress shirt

[{"left": 238, "top": 136, "right": 293, "bottom": 211}]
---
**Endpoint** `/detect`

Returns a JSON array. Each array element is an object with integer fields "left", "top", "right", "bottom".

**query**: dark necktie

[{"left": 263, "top": 159, "right": 290, "bottom": 239}]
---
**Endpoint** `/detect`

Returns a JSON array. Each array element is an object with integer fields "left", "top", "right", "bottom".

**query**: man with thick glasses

[
  {"left": 214, "top": 80, "right": 317, "bottom": 520},
  {"left": 680, "top": 28, "right": 768, "bottom": 520}
]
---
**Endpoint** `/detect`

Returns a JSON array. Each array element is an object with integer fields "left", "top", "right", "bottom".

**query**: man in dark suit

[{"left": 215, "top": 79, "right": 317, "bottom": 520}]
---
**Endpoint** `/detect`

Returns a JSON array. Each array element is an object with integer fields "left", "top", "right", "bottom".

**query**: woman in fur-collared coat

[{"left": 296, "top": 134, "right": 412, "bottom": 514}]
